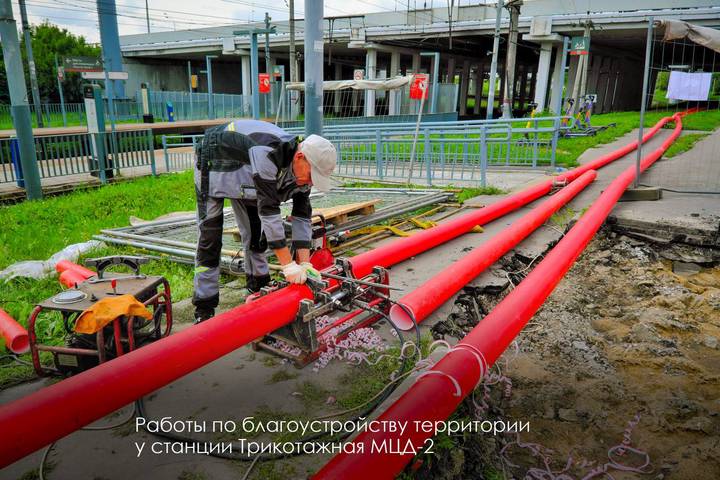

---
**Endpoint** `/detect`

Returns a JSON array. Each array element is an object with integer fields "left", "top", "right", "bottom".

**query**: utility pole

[
  {"left": 634, "top": 18, "right": 654, "bottom": 189},
  {"left": 264, "top": 12, "right": 271, "bottom": 74},
  {"left": 264, "top": 11, "right": 272, "bottom": 116},
  {"left": 578, "top": 20, "right": 591, "bottom": 100},
  {"left": 288, "top": 0, "right": 299, "bottom": 120},
  {"left": 54, "top": 54, "right": 67, "bottom": 127},
  {"left": 486, "top": 0, "right": 503, "bottom": 119},
  {"left": 304, "top": 0, "right": 323, "bottom": 136},
  {"left": 145, "top": 0, "right": 150, "bottom": 33},
  {"left": 502, "top": 0, "right": 522, "bottom": 118},
  {"left": 289, "top": 0, "right": 298, "bottom": 83},
  {"left": 96, "top": 0, "right": 125, "bottom": 98},
  {"left": 18, "top": 0, "right": 44, "bottom": 128},
  {"left": 0, "top": 0, "right": 42, "bottom": 199},
  {"left": 205, "top": 54, "right": 217, "bottom": 119}
]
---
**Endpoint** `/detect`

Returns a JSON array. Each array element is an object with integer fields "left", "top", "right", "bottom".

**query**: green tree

[{"left": 0, "top": 22, "right": 101, "bottom": 104}]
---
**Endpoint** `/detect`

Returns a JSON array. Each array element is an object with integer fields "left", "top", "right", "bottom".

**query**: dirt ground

[{"left": 429, "top": 230, "right": 720, "bottom": 479}]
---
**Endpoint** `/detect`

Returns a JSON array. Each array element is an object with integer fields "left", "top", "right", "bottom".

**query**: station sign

[
  {"left": 81, "top": 71, "right": 129, "bottom": 80},
  {"left": 63, "top": 56, "right": 103, "bottom": 72},
  {"left": 258, "top": 73, "right": 271, "bottom": 94},
  {"left": 409, "top": 73, "right": 429, "bottom": 100},
  {"left": 569, "top": 36, "right": 590, "bottom": 56}
]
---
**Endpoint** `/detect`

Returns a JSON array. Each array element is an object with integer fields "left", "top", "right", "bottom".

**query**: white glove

[
  {"left": 301, "top": 262, "right": 322, "bottom": 282},
  {"left": 281, "top": 261, "right": 307, "bottom": 284}
]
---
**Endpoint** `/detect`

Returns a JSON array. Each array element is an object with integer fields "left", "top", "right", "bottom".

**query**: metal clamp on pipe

[{"left": 251, "top": 258, "right": 391, "bottom": 367}]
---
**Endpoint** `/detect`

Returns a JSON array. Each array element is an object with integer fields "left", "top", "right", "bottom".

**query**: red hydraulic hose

[
  {"left": 58, "top": 269, "right": 89, "bottom": 288},
  {"left": 390, "top": 169, "right": 597, "bottom": 330},
  {"left": 349, "top": 115, "right": 674, "bottom": 279},
  {"left": 0, "top": 308, "right": 29, "bottom": 354},
  {"left": 0, "top": 285, "right": 313, "bottom": 467},
  {"left": 314, "top": 114, "right": 683, "bottom": 479},
  {"left": 55, "top": 260, "right": 96, "bottom": 279}
]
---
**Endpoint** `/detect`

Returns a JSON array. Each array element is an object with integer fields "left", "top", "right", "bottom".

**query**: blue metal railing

[{"left": 0, "top": 129, "right": 155, "bottom": 186}]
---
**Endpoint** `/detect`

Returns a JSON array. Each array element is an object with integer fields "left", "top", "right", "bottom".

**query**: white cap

[{"left": 299, "top": 134, "right": 337, "bottom": 192}]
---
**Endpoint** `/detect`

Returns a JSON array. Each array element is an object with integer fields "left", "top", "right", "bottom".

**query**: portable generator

[{"left": 28, "top": 255, "right": 173, "bottom": 376}]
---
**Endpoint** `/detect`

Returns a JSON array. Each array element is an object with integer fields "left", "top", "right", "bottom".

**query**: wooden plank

[
  {"left": 312, "top": 199, "right": 379, "bottom": 224},
  {"left": 224, "top": 199, "right": 381, "bottom": 240}
]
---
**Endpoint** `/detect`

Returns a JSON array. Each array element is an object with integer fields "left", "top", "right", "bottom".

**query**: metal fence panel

[
  {"left": 160, "top": 117, "right": 569, "bottom": 186},
  {"left": 0, "top": 130, "right": 155, "bottom": 186}
]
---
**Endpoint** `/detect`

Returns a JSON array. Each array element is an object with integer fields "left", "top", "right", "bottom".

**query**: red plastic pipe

[
  {"left": 390, "top": 169, "right": 597, "bottom": 330},
  {"left": 314, "top": 115, "right": 684, "bottom": 479},
  {"left": 0, "top": 284, "right": 313, "bottom": 467},
  {"left": 0, "top": 308, "right": 29, "bottom": 355},
  {"left": 349, "top": 115, "right": 673, "bottom": 279},
  {"left": 349, "top": 181, "right": 553, "bottom": 278},
  {"left": 55, "top": 260, "right": 96, "bottom": 279}
]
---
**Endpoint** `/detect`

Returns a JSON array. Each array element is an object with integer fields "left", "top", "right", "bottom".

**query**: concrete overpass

[{"left": 119, "top": 0, "right": 720, "bottom": 115}]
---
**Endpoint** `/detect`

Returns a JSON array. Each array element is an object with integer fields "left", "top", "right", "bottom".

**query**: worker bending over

[{"left": 192, "top": 119, "right": 336, "bottom": 323}]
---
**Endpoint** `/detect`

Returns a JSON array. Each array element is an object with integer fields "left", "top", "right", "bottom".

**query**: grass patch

[
  {"left": 177, "top": 470, "right": 208, "bottom": 480},
  {"left": 664, "top": 133, "right": 709, "bottom": 158},
  {"left": 267, "top": 369, "right": 300, "bottom": 384},
  {"left": 294, "top": 380, "right": 328, "bottom": 409},
  {"left": 554, "top": 109, "right": 720, "bottom": 167},
  {"left": 454, "top": 186, "right": 503, "bottom": 203},
  {"left": 0, "top": 170, "right": 197, "bottom": 270},
  {"left": 549, "top": 206, "right": 576, "bottom": 228},
  {"left": 334, "top": 331, "right": 433, "bottom": 411}
]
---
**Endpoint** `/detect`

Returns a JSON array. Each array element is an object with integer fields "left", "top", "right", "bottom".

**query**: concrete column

[
  {"left": 474, "top": 65, "right": 482, "bottom": 114},
  {"left": 519, "top": 64, "right": 528, "bottom": 109},
  {"left": 411, "top": 53, "right": 421, "bottom": 73},
  {"left": 334, "top": 62, "right": 342, "bottom": 114},
  {"left": 533, "top": 42, "right": 553, "bottom": 111},
  {"left": 389, "top": 50, "right": 401, "bottom": 115},
  {"left": 447, "top": 58, "right": 456, "bottom": 83},
  {"left": 365, "top": 48, "right": 377, "bottom": 117},
  {"left": 241, "top": 55, "right": 251, "bottom": 95},
  {"left": 459, "top": 60, "right": 470, "bottom": 116},
  {"left": 549, "top": 44, "right": 565, "bottom": 114},
  {"left": 390, "top": 51, "right": 401, "bottom": 77}
]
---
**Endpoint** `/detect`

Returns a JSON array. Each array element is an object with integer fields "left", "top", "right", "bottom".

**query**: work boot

[
  {"left": 246, "top": 274, "right": 271, "bottom": 293},
  {"left": 193, "top": 308, "right": 215, "bottom": 325}
]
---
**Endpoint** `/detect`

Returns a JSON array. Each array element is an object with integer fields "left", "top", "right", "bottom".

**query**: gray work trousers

[{"left": 192, "top": 196, "right": 269, "bottom": 311}]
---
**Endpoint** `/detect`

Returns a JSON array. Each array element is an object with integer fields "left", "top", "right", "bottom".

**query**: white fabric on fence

[
  {"left": 285, "top": 76, "right": 412, "bottom": 91},
  {"left": 666, "top": 71, "right": 712, "bottom": 101}
]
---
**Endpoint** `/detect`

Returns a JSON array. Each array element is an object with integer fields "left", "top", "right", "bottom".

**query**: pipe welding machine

[
  {"left": 27, "top": 255, "right": 173, "bottom": 376},
  {"left": 248, "top": 214, "right": 412, "bottom": 367},
  {"left": 250, "top": 256, "right": 408, "bottom": 368}
]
